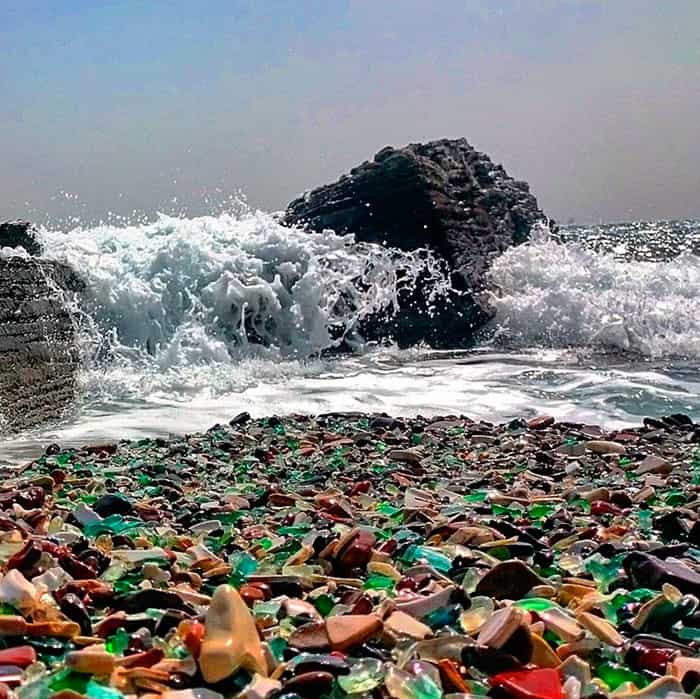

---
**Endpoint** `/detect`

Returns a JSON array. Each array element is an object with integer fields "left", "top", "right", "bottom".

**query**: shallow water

[{"left": 2, "top": 347, "right": 699, "bottom": 465}]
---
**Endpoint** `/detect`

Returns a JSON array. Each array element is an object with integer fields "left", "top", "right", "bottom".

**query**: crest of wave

[
  {"left": 489, "top": 225, "right": 700, "bottom": 358},
  {"left": 36, "top": 210, "right": 450, "bottom": 398}
]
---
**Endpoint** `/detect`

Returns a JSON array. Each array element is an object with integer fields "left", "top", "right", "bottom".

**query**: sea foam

[
  {"left": 36, "top": 210, "right": 450, "bottom": 399},
  {"left": 489, "top": 227, "right": 700, "bottom": 358}
]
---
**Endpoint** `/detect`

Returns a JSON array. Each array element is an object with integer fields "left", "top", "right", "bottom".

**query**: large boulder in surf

[
  {"left": 0, "top": 227, "right": 84, "bottom": 432},
  {"left": 0, "top": 220, "right": 42, "bottom": 256},
  {"left": 284, "top": 138, "right": 548, "bottom": 346}
]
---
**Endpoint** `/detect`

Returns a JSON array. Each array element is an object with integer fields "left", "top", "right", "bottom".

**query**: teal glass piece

[
  {"left": 87, "top": 680, "right": 124, "bottom": 699},
  {"left": 268, "top": 636, "right": 287, "bottom": 662},
  {"left": 405, "top": 673, "right": 443, "bottom": 699},
  {"left": 394, "top": 529, "right": 421, "bottom": 544},
  {"left": 401, "top": 545, "right": 451, "bottom": 573},
  {"left": 638, "top": 509, "right": 653, "bottom": 533},
  {"left": 234, "top": 552, "right": 258, "bottom": 577},
  {"left": 424, "top": 604, "right": 459, "bottom": 628},
  {"left": 584, "top": 553, "right": 626, "bottom": 592},
  {"left": 675, "top": 623, "right": 700, "bottom": 642}
]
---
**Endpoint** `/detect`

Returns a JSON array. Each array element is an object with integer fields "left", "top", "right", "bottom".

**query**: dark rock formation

[
  {"left": 0, "top": 221, "right": 43, "bottom": 256},
  {"left": 285, "top": 138, "right": 548, "bottom": 346},
  {"left": 0, "top": 248, "right": 84, "bottom": 432}
]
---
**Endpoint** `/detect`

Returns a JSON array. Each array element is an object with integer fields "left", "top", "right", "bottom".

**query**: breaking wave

[
  {"left": 35, "top": 209, "right": 451, "bottom": 399},
  {"left": 489, "top": 227, "right": 700, "bottom": 359}
]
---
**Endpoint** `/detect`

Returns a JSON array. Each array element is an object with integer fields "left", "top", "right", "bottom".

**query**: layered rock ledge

[
  {"left": 285, "top": 138, "right": 549, "bottom": 346},
  {"left": 0, "top": 222, "right": 83, "bottom": 432}
]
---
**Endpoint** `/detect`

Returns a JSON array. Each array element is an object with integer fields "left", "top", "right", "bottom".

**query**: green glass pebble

[
  {"left": 393, "top": 529, "right": 421, "bottom": 544},
  {"left": 83, "top": 515, "right": 142, "bottom": 538},
  {"left": 253, "top": 600, "right": 282, "bottom": 618},
  {"left": 364, "top": 574, "right": 395, "bottom": 592},
  {"left": 314, "top": 594, "right": 335, "bottom": 617},
  {"left": 665, "top": 490, "right": 686, "bottom": 506},
  {"left": 26, "top": 635, "right": 70, "bottom": 658},
  {"left": 515, "top": 597, "right": 559, "bottom": 612},
  {"left": 217, "top": 510, "right": 245, "bottom": 525},
  {"left": 377, "top": 503, "right": 403, "bottom": 523},
  {"left": 571, "top": 497, "right": 591, "bottom": 513},
  {"left": 489, "top": 546, "right": 511, "bottom": 561},
  {"left": 465, "top": 680, "right": 489, "bottom": 696},
  {"left": 528, "top": 503, "right": 556, "bottom": 520},
  {"left": 338, "top": 659, "right": 385, "bottom": 693},
  {"left": 49, "top": 670, "right": 90, "bottom": 694},
  {"left": 626, "top": 588, "right": 657, "bottom": 602},
  {"left": 597, "top": 661, "right": 648, "bottom": 691},
  {"left": 105, "top": 628, "right": 129, "bottom": 655},
  {"left": 112, "top": 579, "right": 135, "bottom": 594},
  {"left": 277, "top": 525, "right": 312, "bottom": 536},
  {"left": 463, "top": 490, "right": 488, "bottom": 503},
  {"left": 492, "top": 503, "right": 522, "bottom": 517}
]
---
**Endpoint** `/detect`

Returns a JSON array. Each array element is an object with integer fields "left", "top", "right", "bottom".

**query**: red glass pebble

[
  {"left": 590, "top": 500, "right": 623, "bottom": 516},
  {"left": 627, "top": 642, "right": 679, "bottom": 675},
  {"left": 491, "top": 669, "right": 564, "bottom": 699},
  {"left": 527, "top": 416, "right": 555, "bottom": 430},
  {"left": 181, "top": 620, "right": 205, "bottom": 658},
  {"left": 0, "top": 647, "right": 36, "bottom": 669},
  {"left": 239, "top": 584, "right": 266, "bottom": 607},
  {"left": 349, "top": 481, "right": 371, "bottom": 495}
]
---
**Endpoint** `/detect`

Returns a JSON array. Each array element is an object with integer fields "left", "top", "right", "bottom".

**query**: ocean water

[{"left": 1, "top": 213, "right": 699, "bottom": 464}]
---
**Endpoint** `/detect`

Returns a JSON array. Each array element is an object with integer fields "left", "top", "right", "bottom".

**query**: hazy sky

[{"left": 2, "top": 0, "right": 699, "bottom": 225}]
